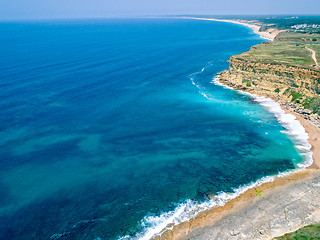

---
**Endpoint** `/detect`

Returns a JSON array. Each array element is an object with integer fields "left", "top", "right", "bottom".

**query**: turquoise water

[{"left": 0, "top": 18, "right": 303, "bottom": 239}]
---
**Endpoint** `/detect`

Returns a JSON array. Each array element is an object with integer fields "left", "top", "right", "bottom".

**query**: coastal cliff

[{"left": 219, "top": 32, "right": 320, "bottom": 126}]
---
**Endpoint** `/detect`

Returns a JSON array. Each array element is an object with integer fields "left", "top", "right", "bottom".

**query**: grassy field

[
  {"left": 274, "top": 224, "right": 320, "bottom": 240},
  {"left": 186, "top": 16, "right": 320, "bottom": 67},
  {"left": 235, "top": 31, "right": 320, "bottom": 70},
  {"left": 234, "top": 31, "right": 320, "bottom": 114}
]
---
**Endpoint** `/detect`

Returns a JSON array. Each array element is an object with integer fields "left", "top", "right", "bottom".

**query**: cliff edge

[{"left": 219, "top": 31, "right": 320, "bottom": 127}]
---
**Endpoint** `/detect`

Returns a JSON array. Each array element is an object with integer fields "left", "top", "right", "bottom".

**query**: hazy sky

[{"left": 1, "top": 0, "right": 319, "bottom": 20}]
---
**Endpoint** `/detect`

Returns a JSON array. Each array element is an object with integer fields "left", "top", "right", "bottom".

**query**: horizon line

[{"left": 1, "top": 14, "right": 320, "bottom": 22}]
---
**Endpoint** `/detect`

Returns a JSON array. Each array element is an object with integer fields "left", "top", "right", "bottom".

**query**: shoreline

[
  {"left": 177, "top": 17, "right": 278, "bottom": 41},
  {"left": 158, "top": 169, "right": 320, "bottom": 240},
  {"left": 151, "top": 18, "right": 320, "bottom": 240},
  {"left": 153, "top": 76, "right": 320, "bottom": 240},
  {"left": 216, "top": 75, "right": 320, "bottom": 170}
]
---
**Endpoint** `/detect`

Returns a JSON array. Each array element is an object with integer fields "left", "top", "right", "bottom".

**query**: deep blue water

[{"left": 0, "top": 18, "right": 302, "bottom": 239}]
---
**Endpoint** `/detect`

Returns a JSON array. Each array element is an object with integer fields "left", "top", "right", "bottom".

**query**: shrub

[
  {"left": 274, "top": 88, "right": 280, "bottom": 93},
  {"left": 283, "top": 88, "right": 291, "bottom": 95},
  {"left": 290, "top": 91, "right": 303, "bottom": 102},
  {"left": 246, "top": 81, "right": 252, "bottom": 87},
  {"left": 302, "top": 97, "right": 315, "bottom": 109},
  {"left": 302, "top": 97, "right": 320, "bottom": 113},
  {"left": 275, "top": 224, "right": 320, "bottom": 239},
  {"left": 310, "top": 98, "right": 320, "bottom": 114}
]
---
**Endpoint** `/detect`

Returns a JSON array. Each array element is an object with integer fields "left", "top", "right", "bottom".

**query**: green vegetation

[
  {"left": 242, "top": 79, "right": 252, "bottom": 87},
  {"left": 257, "top": 16, "right": 320, "bottom": 33},
  {"left": 235, "top": 31, "right": 320, "bottom": 70},
  {"left": 280, "top": 90, "right": 320, "bottom": 113},
  {"left": 189, "top": 16, "right": 320, "bottom": 70},
  {"left": 284, "top": 88, "right": 291, "bottom": 95},
  {"left": 308, "top": 98, "right": 320, "bottom": 114},
  {"left": 193, "top": 15, "right": 320, "bottom": 115},
  {"left": 193, "top": 16, "right": 320, "bottom": 33},
  {"left": 274, "top": 224, "right": 320, "bottom": 240},
  {"left": 255, "top": 189, "right": 263, "bottom": 197},
  {"left": 228, "top": 16, "right": 320, "bottom": 71},
  {"left": 302, "top": 96, "right": 315, "bottom": 109},
  {"left": 299, "top": 97, "right": 320, "bottom": 114},
  {"left": 189, "top": 15, "right": 320, "bottom": 32},
  {"left": 231, "top": 18, "right": 320, "bottom": 114},
  {"left": 290, "top": 91, "right": 303, "bottom": 102}
]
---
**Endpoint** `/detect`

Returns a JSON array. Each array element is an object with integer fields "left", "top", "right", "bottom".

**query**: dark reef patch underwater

[{"left": 0, "top": 18, "right": 306, "bottom": 239}]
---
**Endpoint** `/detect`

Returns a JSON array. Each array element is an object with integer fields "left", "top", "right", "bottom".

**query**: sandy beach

[
  {"left": 179, "top": 17, "right": 279, "bottom": 41},
  {"left": 152, "top": 18, "right": 320, "bottom": 240}
]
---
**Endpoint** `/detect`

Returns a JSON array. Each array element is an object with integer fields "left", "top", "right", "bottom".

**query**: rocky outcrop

[
  {"left": 221, "top": 56, "right": 320, "bottom": 98},
  {"left": 219, "top": 56, "right": 320, "bottom": 126},
  {"left": 176, "top": 171, "right": 320, "bottom": 240}
]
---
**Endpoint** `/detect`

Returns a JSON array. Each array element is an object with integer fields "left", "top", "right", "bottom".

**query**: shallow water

[{"left": 0, "top": 18, "right": 305, "bottom": 239}]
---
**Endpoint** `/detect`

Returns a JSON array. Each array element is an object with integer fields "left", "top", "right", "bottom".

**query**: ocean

[{"left": 0, "top": 18, "right": 311, "bottom": 239}]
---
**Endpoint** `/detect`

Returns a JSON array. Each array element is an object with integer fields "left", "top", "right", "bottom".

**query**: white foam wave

[
  {"left": 119, "top": 74, "right": 313, "bottom": 240},
  {"left": 253, "top": 96, "right": 313, "bottom": 168},
  {"left": 189, "top": 65, "right": 216, "bottom": 101},
  {"left": 211, "top": 75, "right": 233, "bottom": 89},
  {"left": 213, "top": 76, "right": 313, "bottom": 168},
  {"left": 119, "top": 168, "right": 300, "bottom": 240}
]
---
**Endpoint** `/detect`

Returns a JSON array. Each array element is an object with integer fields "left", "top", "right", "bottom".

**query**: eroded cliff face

[
  {"left": 218, "top": 55, "right": 320, "bottom": 124},
  {"left": 219, "top": 56, "right": 320, "bottom": 101}
]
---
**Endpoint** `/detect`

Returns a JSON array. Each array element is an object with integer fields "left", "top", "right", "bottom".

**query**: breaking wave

[{"left": 118, "top": 74, "right": 313, "bottom": 240}]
